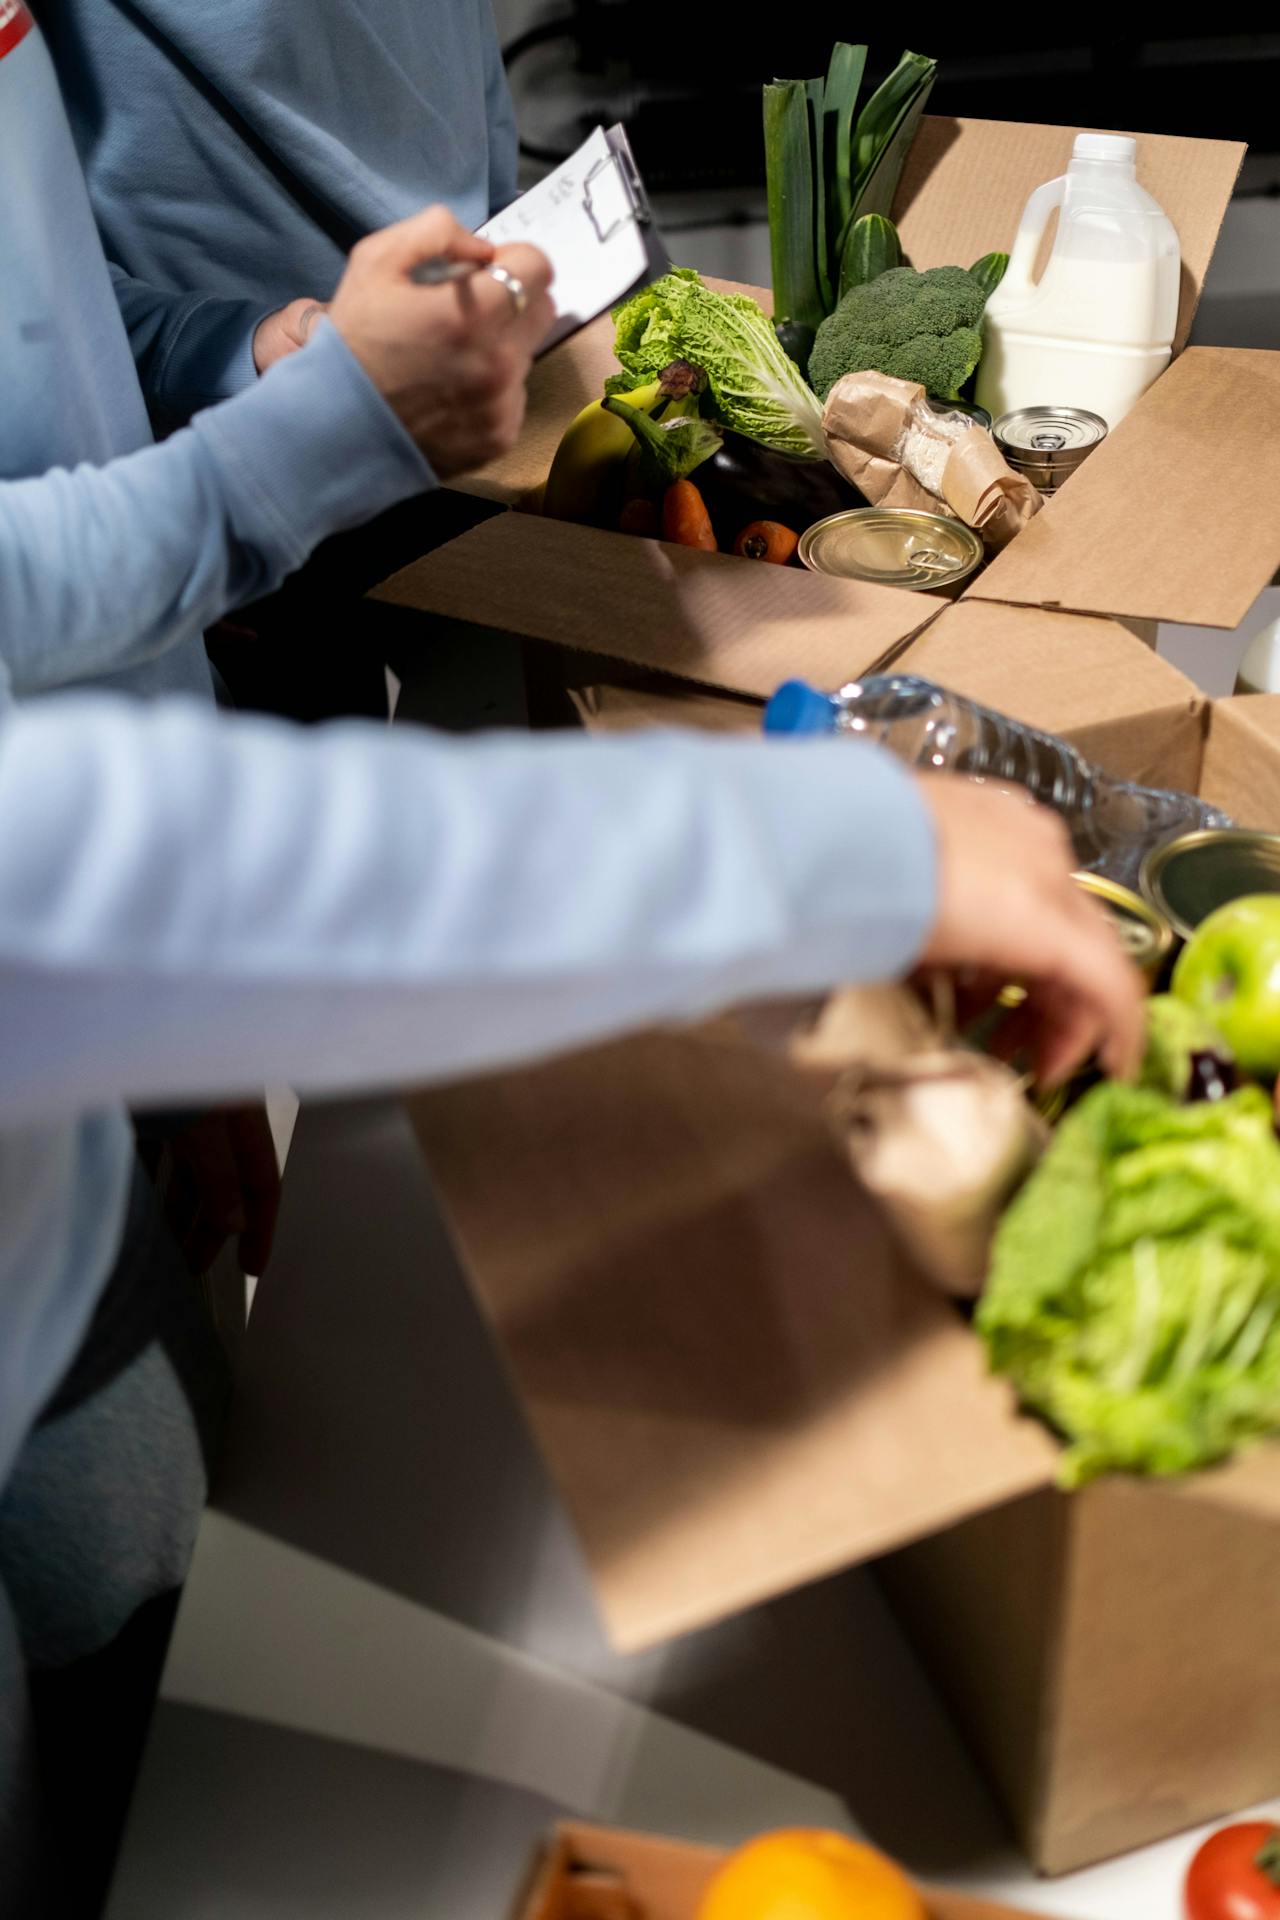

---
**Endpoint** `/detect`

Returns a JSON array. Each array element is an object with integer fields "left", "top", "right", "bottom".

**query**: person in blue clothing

[
  {"left": 42, "top": 0, "right": 519, "bottom": 409},
  {"left": 42, "top": 0, "right": 525, "bottom": 723},
  {"left": 0, "top": 6, "right": 1143, "bottom": 1908}
]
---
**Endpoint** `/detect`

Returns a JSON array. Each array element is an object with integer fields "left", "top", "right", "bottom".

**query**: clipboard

[{"left": 480, "top": 124, "right": 669, "bottom": 354}]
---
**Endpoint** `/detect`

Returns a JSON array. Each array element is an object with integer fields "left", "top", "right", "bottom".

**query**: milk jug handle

[{"left": 1001, "top": 175, "right": 1066, "bottom": 298}]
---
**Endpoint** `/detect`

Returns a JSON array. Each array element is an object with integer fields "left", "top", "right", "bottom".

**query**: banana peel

[{"left": 542, "top": 379, "right": 663, "bottom": 525}]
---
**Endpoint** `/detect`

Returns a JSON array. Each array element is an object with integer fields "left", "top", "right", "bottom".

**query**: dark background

[{"left": 504, "top": 14, "right": 1280, "bottom": 189}]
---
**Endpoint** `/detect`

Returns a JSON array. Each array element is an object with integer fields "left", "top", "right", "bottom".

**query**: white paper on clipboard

[{"left": 480, "top": 124, "right": 668, "bottom": 352}]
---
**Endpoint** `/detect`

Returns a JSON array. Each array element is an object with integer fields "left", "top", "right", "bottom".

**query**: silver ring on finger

[{"left": 485, "top": 262, "right": 528, "bottom": 316}]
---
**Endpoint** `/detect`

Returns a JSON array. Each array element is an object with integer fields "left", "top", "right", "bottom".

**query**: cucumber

[
  {"left": 838, "top": 212, "right": 901, "bottom": 298},
  {"left": 970, "top": 250, "right": 1010, "bottom": 301}
]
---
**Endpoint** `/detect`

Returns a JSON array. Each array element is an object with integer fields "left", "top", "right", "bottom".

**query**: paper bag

[
  {"left": 823, "top": 372, "right": 1042, "bottom": 549},
  {"left": 787, "top": 987, "right": 1048, "bottom": 1297}
]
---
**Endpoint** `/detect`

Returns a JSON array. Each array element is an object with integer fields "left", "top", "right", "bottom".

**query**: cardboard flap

[
  {"left": 572, "top": 684, "right": 761, "bottom": 735},
  {"left": 895, "top": 118, "right": 1244, "bottom": 353},
  {"left": 373, "top": 514, "right": 938, "bottom": 702},
  {"left": 968, "top": 350, "right": 1280, "bottom": 629},
  {"left": 894, "top": 602, "right": 1207, "bottom": 791},
  {"left": 1199, "top": 694, "right": 1280, "bottom": 825},
  {"left": 408, "top": 1030, "right": 1057, "bottom": 1654}
]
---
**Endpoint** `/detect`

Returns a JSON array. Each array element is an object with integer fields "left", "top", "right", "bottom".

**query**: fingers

[
  {"left": 364, "top": 204, "right": 496, "bottom": 275},
  {"left": 916, "top": 777, "right": 1146, "bottom": 1090},
  {"left": 457, "top": 242, "right": 556, "bottom": 345}
]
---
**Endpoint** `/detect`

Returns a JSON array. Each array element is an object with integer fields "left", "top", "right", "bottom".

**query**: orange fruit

[{"left": 696, "top": 1829, "right": 927, "bottom": 1920}]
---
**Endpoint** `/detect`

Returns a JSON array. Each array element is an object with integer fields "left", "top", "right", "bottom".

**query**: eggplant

[{"left": 694, "top": 432, "right": 867, "bottom": 555}]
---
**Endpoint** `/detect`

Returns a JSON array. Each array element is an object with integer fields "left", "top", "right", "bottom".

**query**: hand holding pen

[{"left": 326, "top": 204, "right": 554, "bottom": 478}]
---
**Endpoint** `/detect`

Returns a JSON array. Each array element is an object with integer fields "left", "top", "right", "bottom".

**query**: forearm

[
  {"left": 0, "top": 698, "right": 936, "bottom": 1121},
  {"left": 0, "top": 324, "right": 430, "bottom": 695}
]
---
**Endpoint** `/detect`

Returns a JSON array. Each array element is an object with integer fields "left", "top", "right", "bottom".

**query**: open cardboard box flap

[
  {"left": 897, "top": 602, "right": 1207, "bottom": 791},
  {"left": 575, "top": 605, "right": 1210, "bottom": 790},
  {"left": 519, "top": 1822, "right": 1067, "bottom": 1920},
  {"left": 896, "top": 118, "right": 1243, "bottom": 353},
  {"left": 409, "top": 1025, "right": 1059, "bottom": 1653},
  {"left": 967, "top": 349, "right": 1280, "bottom": 630},
  {"left": 374, "top": 513, "right": 939, "bottom": 702},
  {"left": 1200, "top": 692, "right": 1280, "bottom": 822}
]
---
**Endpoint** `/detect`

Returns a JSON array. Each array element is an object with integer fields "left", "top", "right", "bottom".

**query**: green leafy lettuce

[
  {"left": 612, "top": 270, "right": 826, "bottom": 460},
  {"left": 978, "top": 1081, "right": 1280, "bottom": 1486}
]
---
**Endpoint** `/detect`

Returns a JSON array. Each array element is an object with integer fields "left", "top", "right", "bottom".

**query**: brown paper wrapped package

[
  {"left": 823, "top": 372, "right": 1042, "bottom": 548},
  {"left": 787, "top": 987, "right": 1048, "bottom": 1297}
]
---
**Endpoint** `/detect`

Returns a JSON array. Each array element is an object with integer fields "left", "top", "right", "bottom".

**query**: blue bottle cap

[{"left": 763, "top": 680, "right": 837, "bottom": 736}]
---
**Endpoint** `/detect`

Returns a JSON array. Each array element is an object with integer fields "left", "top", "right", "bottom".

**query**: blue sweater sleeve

[
  {"left": 108, "top": 263, "right": 268, "bottom": 415},
  {"left": 0, "top": 699, "right": 937, "bottom": 1122},
  {"left": 0, "top": 324, "right": 432, "bottom": 697}
]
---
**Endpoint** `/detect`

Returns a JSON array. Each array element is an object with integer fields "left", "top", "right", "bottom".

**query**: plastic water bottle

[{"left": 765, "top": 675, "right": 1229, "bottom": 891}]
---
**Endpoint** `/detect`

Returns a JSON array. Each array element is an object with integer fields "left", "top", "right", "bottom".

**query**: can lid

[
  {"left": 993, "top": 407, "right": 1109, "bottom": 459},
  {"left": 764, "top": 680, "right": 836, "bottom": 736},
  {"left": 798, "top": 508, "right": 984, "bottom": 591},
  {"left": 1074, "top": 870, "right": 1174, "bottom": 971},
  {"left": 1073, "top": 133, "right": 1136, "bottom": 164},
  {"left": 1140, "top": 829, "right": 1280, "bottom": 940}
]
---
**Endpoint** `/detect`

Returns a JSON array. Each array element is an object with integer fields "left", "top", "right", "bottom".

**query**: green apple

[{"left": 1173, "top": 894, "right": 1280, "bottom": 1081}]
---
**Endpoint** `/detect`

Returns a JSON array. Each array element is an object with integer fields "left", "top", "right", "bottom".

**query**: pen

[{"left": 408, "top": 256, "right": 483, "bottom": 288}]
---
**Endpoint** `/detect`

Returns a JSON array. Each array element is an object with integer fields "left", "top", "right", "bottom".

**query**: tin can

[
  {"left": 798, "top": 507, "right": 984, "bottom": 594},
  {"left": 1140, "top": 828, "right": 1280, "bottom": 942},
  {"left": 992, "top": 406, "right": 1108, "bottom": 495},
  {"left": 1000, "top": 872, "right": 1173, "bottom": 1013},
  {"left": 1074, "top": 871, "right": 1174, "bottom": 980}
]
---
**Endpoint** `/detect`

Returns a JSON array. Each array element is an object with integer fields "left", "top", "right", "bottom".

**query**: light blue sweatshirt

[
  {"left": 0, "top": 9, "right": 937, "bottom": 1501},
  {"left": 44, "top": 0, "right": 519, "bottom": 417}
]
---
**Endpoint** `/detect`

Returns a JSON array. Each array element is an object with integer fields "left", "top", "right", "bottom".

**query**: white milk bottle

[{"left": 975, "top": 134, "right": 1180, "bottom": 431}]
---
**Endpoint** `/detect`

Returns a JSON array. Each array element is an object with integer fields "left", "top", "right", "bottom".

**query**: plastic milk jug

[
  {"left": 975, "top": 134, "right": 1180, "bottom": 432},
  {"left": 1236, "top": 613, "right": 1280, "bottom": 694}
]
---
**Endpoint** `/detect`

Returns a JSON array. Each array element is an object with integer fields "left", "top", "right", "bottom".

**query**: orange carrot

[
  {"left": 661, "top": 479, "right": 717, "bottom": 551},
  {"left": 618, "top": 497, "right": 659, "bottom": 537},
  {"left": 734, "top": 520, "right": 800, "bottom": 564}
]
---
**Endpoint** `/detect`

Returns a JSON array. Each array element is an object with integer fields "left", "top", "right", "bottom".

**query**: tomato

[
  {"left": 697, "top": 1828, "right": 926, "bottom": 1920},
  {"left": 1186, "top": 1822, "right": 1280, "bottom": 1920}
]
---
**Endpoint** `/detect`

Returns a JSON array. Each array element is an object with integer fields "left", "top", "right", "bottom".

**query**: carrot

[
  {"left": 618, "top": 497, "right": 659, "bottom": 537},
  {"left": 734, "top": 520, "right": 800, "bottom": 564},
  {"left": 661, "top": 479, "right": 717, "bottom": 551}
]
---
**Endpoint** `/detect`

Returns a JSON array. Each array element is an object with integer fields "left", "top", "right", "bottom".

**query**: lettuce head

[
  {"left": 612, "top": 269, "right": 826, "bottom": 460},
  {"left": 978, "top": 1080, "right": 1280, "bottom": 1485}
]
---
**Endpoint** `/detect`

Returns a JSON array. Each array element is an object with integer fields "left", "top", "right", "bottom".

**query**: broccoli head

[{"left": 809, "top": 264, "right": 988, "bottom": 404}]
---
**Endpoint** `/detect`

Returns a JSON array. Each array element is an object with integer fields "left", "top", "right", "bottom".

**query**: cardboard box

[
  {"left": 404, "top": 682, "right": 1280, "bottom": 1877},
  {"left": 516, "top": 1822, "right": 1068, "bottom": 1920},
  {"left": 374, "top": 118, "right": 1260, "bottom": 702},
  {"left": 381, "top": 107, "right": 1280, "bottom": 1883},
  {"left": 570, "top": 602, "right": 1209, "bottom": 793}
]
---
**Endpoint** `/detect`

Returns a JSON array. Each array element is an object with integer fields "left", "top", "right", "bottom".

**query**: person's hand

[
  {"left": 253, "top": 298, "right": 328, "bottom": 373},
  {"left": 915, "top": 777, "right": 1146, "bottom": 1087},
  {"left": 151, "top": 1104, "right": 282, "bottom": 1278},
  {"left": 327, "top": 205, "right": 555, "bottom": 478}
]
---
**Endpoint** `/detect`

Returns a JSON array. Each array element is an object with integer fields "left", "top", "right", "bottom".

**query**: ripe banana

[{"left": 542, "top": 379, "right": 662, "bottom": 525}]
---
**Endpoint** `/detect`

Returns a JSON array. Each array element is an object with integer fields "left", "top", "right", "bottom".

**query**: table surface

[{"left": 106, "top": 1097, "right": 1280, "bottom": 1920}]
